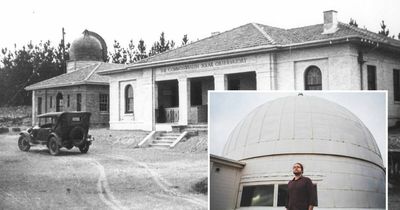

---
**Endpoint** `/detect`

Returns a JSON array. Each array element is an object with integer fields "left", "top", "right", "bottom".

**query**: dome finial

[{"left": 83, "top": 29, "right": 90, "bottom": 36}]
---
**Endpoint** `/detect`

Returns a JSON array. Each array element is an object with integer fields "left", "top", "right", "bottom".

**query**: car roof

[{"left": 37, "top": 111, "right": 91, "bottom": 118}]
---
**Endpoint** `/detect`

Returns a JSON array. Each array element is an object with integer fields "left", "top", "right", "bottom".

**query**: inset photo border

[{"left": 209, "top": 91, "right": 387, "bottom": 210}]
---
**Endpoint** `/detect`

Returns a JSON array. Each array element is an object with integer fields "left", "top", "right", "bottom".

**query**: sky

[
  {"left": 209, "top": 91, "right": 387, "bottom": 167},
  {"left": 0, "top": 0, "right": 399, "bottom": 52}
]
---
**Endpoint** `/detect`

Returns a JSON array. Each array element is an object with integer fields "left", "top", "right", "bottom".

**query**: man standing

[{"left": 286, "top": 163, "right": 317, "bottom": 210}]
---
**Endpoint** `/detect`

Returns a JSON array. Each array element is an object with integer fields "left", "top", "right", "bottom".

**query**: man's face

[{"left": 292, "top": 164, "right": 302, "bottom": 175}]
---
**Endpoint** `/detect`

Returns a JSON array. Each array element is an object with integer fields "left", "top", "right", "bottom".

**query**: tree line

[
  {"left": 349, "top": 18, "right": 400, "bottom": 39},
  {"left": 0, "top": 32, "right": 190, "bottom": 106},
  {"left": 1, "top": 20, "right": 399, "bottom": 107}
]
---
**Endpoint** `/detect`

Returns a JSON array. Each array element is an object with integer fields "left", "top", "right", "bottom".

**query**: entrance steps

[
  {"left": 138, "top": 131, "right": 188, "bottom": 148},
  {"left": 149, "top": 132, "right": 181, "bottom": 148}
]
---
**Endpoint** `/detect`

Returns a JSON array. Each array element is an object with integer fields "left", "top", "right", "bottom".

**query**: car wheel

[
  {"left": 69, "top": 126, "right": 86, "bottom": 146},
  {"left": 48, "top": 136, "right": 60, "bottom": 156},
  {"left": 79, "top": 142, "right": 90, "bottom": 153},
  {"left": 18, "top": 136, "right": 30, "bottom": 151}
]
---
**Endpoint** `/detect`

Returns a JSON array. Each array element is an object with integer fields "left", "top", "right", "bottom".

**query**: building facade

[
  {"left": 26, "top": 30, "right": 125, "bottom": 126},
  {"left": 99, "top": 10, "right": 400, "bottom": 131}
]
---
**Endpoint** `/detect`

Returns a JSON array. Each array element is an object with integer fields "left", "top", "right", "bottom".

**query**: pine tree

[
  {"left": 127, "top": 40, "right": 135, "bottom": 63},
  {"left": 378, "top": 20, "right": 390, "bottom": 37},
  {"left": 0, "top": 40, "right": 67, "bottom": 106},
  {"left": 149, "top": 32, "right": 174, "bottom": 56},
  {"left": 135, "top": 39, "right": 148, "bottom": 61},
  {"left": 349, "top": 18, "right": 358, "bottom": 27},
  {"left": 181, "top": 34, "right": 189, "bottom": 46},
  {"left": 110, "top": 40, "right": 128, "bottom": 64}
]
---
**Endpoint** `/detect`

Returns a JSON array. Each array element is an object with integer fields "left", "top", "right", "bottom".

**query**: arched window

[
  {"left": 125, "top": 85, "right": 133, "bottom": 113},
  {"left": 304, "top": 66, "right": 322, "bottom": 90},
  {"left": 56, "top": 93, "right": 63, "bottom": 112}
]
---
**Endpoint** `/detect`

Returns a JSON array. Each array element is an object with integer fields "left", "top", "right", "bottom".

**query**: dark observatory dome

[{"left": 69, "top": 30, "right": 107, "bottom": 62}]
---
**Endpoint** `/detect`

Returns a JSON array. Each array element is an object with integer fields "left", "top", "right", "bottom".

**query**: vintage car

[{"left": 18, "top": 112, "right": 94, "bottom": 155}]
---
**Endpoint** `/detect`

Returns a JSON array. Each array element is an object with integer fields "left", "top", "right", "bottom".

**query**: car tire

[
  {"left": 18, "top": 135, "right": 30, "bottom": 151},
  {"left": 48, "top": 136, "right": 60, "bottom": 156},
  {"left": 69, "top": 126, "right": 86, "bottom": 146},
  {"left": 79, "top": 142, "right": 90, "bottom": 153}
]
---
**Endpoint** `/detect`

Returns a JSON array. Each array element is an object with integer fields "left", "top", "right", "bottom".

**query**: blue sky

[{"left": 209, "top": 91, "right": 387, "bottom": 166}]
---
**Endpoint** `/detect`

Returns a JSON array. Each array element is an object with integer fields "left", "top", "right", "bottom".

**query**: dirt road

[{"left": 0, "top": 133, "right": 207, "bottom": 210}]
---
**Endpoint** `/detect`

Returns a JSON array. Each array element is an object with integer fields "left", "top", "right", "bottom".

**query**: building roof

[
  {"left": 25, "top": 62, "right": 125, "bottom": 90},
  {"left": 222, "top": 95, "right": 383, "bottom": 169},
  {"left": 210, "top": 154, "right": 246, "bottom": 169},
  {"left": 99, "top": 21, "right": 400, "bottom": 75}
]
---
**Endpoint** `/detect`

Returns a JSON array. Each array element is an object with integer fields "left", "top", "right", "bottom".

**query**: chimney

[{"left": 322, "top": 10, "right": 338, "bottom": 34}]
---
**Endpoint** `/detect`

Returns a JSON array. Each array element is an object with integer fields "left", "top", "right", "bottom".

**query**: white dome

[{"left": 223, "top": 95, "right": 383, "bottom": 168}]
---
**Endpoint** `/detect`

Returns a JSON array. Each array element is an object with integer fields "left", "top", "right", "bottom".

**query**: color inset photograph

[{"left": 209, "top": 91, "right": 386, "bottom": 210}]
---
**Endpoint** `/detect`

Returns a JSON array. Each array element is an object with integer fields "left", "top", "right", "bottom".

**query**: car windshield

[{"left": 38, "top": 117, "right": 56, "bottom": 128}]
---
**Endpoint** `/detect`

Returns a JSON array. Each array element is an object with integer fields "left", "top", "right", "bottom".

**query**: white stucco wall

[
  {"left": 236, "top": 155, "right": 385, "bottom": 209},
  {"left": 275, "top": 44, "right": 360, "bottom": 90},
  {"left": 109, "top": 68, "right": 154, "bottom": 130},
  {"left": 359, "top": 47, "right": 400, "bottom": 126},
  {"left": 211, "top": 162, "right": 243, "bottom": 210}
]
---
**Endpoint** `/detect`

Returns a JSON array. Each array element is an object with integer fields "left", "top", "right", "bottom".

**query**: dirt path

[{"left": 0, "top": 134, "right": 208, "bottom": 210}]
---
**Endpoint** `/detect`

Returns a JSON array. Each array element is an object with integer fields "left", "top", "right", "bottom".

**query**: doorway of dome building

[
  {"left": 227, "top": 71, "right": 256, "bottom": 90},
  {"left": 189, "top": 76, "right": 214, "bottom": 124},
  {"left": 155, "top": 80, "right": 179, "bottom": 124},
  {"left": 56, "top": 92, "right": 63, "bottom": 112}
]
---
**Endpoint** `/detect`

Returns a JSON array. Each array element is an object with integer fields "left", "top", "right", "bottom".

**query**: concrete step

[
  {"left": 159, "top": 133, "right": 181, "bottom": 137},
  {"left": 186, "top": 125, "right": 208, "bottom": 129},
  {"left": 149, "top": 142, "right": 171, "bottom": 147},
  {"left": 185, "top": 127, "right": 208, "bottom": 131},
  {"left": 186, "top": 124, "right": 207, "bottom": 126},
  {"left": 153, "top": 139, "right": 174, "bottom": 143},
  {"left": 157, "top": 136, "right": 178, "bottom": 140}
]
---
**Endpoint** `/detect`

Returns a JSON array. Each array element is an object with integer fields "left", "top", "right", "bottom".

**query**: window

[
  {"left": 367, "top": 65, "right": 377, "bottom": 90},
  {"left": 394, "top": 69, "right": 400, "bottom": 101},
  {"left": 99, "top": 94, "right": 109, "bottom": 112},
  {"left": 49, "top": 96, "right": 53, "bottom": 108},
  {"left": 304, "top": 66, "right": 322, "bottom": 90},
  {"left": 240, "top": 185, "right": 274, "bottom": 207},
  {"left": 72, "top": 117, "right": 81, "bottom": 122},
  {"left": 56, "top": 93, "right": 63, "bottom": 112},
  {"left": 277, "top": 184, "right": 288, "bottom": 206},
  {"left": 125, "top": 85, "right": 133, "bottom": 113},
  {"left": 67, "top": 95, "right": 70, "bottom": 107},
  {"left": 37, "top": 97, "right": 42, "bottom": 115},
  {"left": 77, "top": 93, "right": 81, "bottom": 111},
  {"left": 240, "top": 183, "right": 318, "bottom": 207}
]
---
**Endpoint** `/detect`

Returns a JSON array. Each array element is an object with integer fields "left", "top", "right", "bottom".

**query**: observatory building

[
  {"left": 26, "top": 30, "right": 125, "bottom": 126},
  {"left": 98, "top": 10, "right": 400, "bottom": 131},
  {"left": 210, "top": 95, "right": 385, "bottom": 210}
]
